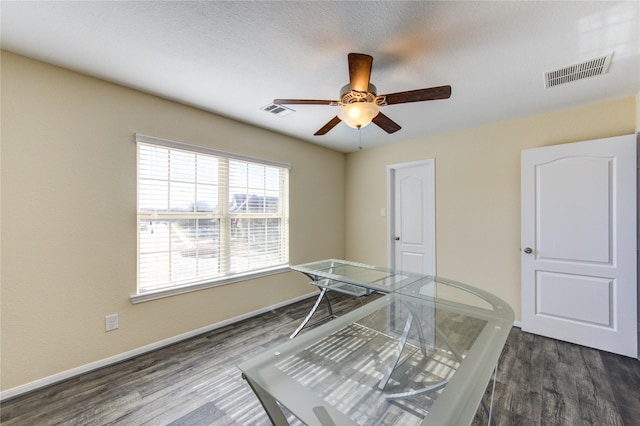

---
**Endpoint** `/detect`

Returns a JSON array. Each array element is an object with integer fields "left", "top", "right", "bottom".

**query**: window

[{"left": 135, "top": 134, "right": 289, "bottom": 300}]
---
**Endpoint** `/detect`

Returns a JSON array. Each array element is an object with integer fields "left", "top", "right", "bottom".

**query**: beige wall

[
  {"left": 345, "top": 97, "right": 637, "bottom": 322},
  {"left": 637, "top": 93, "right": 640, "bottom": 131},
  {"left": 0, "top": 51, "right": 345, "bottom": 392}
]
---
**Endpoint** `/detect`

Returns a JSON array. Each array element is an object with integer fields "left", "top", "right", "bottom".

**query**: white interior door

[
  {"left": 388, "top": 160, "right": 436, "bottom": 275},
  {"left": 521, "top": 134, "right": 637, "bottom": 357}
]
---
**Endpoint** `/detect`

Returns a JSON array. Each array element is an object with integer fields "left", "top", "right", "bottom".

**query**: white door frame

[{"left": 386, "top": 159, "right": 436, "bottom": 273}]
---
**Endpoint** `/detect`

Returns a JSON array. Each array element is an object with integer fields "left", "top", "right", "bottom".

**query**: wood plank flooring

[{"left": 1, "top": 292, "right": 639, "bottom": 425}]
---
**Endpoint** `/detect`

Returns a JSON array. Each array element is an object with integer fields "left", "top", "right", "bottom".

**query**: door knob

[
  {"left": 523, "top": 247, "right": 533, "bottom": 254},
  {"left": 395, "top": 237, "right": 400, "bottom": 241}
]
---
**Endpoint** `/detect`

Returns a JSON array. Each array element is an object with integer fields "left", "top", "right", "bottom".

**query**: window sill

[{"left": 130, "top": 266, "right": 291, "bottom": 304}]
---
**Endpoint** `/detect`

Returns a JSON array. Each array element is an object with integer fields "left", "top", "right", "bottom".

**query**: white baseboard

[
  {"left": 0, "top": 291, "right": 318, "bottom": 401},
  {"left": 513, "top": 320, "right": 522, "bottom": 328}
]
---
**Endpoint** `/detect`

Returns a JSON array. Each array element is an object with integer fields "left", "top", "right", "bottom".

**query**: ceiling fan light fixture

[
  {"left": 274, "top": 53, "right": 450, "bottom": 136},
  {"left": 338, "top": 102, "right": 379, "bottom": 129}
]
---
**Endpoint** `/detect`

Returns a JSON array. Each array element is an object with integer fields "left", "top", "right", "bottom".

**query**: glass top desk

[
  {"left": 238, "top": 259, "right": 514, "bottom": 426},
  {"left": 287, "top": 259, "right": 426, "bottom": 338}
]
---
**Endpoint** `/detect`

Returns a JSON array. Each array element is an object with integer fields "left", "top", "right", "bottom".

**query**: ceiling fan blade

[
  {"left": 348, "top": 53, "right": 373, "bottom": 93},
  {"left": 382, "top": 85, "right": 452, "bottom": 105},
  {"left": 372, "top": 112, "right": 401, "bottom": 134},
  {"left": 274, "top": 99, "right": 336, "bottom": 105},
  {"left": 314, "top": 116, "right": 342, "bottom": 136}
]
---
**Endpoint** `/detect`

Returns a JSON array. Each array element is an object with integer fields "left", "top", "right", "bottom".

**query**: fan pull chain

[{"left": 358, "top": 126, "right": 363, "bottom": 150}]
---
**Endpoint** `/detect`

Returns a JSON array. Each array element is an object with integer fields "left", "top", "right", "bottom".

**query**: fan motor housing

[
  {"left": 340, "top": 83, "right": 377, "bottom": 103},
  {"left": 339, "top": 83, "right": 388, "bottom": 106}
]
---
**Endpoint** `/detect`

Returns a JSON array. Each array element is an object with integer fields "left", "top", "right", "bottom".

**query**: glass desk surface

[
  {"left": 238, "top": 262, "right": 514, "bottom": 426},
  {"left": 290, "top": 259, "right": 425, "bottom": 294}
]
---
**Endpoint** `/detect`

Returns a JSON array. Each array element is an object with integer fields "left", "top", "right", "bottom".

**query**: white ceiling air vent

[
  {"left": 261, "top": 103, "right": 295, "bottom": 117},
  {"left": 544, "top": 53, "right": 613, "bottom": 88}
]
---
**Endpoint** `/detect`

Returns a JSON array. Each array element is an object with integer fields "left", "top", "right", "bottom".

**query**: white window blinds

[{"left": 136, "top": 134, "right": 289, "bottom": 295}]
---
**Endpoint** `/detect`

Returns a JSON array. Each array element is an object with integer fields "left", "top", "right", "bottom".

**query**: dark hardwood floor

[
  {"left": 474, "top": 324, "right": 640, "bottom": 426},
  {"left": 1, "top": 292, "right": 639, "bottom": 425}
]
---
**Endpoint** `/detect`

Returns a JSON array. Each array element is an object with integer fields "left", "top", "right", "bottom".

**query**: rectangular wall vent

[
  {"left": 544, "top": 53, "right": 613, "bottom": 88},
  {"left": 261, "top": 103, "right": 295, "bottom": 117}
]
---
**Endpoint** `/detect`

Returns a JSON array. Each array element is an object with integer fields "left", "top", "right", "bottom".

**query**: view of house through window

[{"left": 136, "top": 135, "right": 289, "bottom": 295}]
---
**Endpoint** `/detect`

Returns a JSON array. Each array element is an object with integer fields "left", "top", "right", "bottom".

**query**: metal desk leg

[
  {"left": 242, "top": 373, "right": 289, "bottom": 426},
  {"left": 378, "top": 310, "right": 415, "bottom": 390},
  {"left": 480, "top": 361, "right": 499, "bottom": 425},
  {"left": 380, "top": 313, "right": 450, "bottom": 399},
  {"left": 381, "top": 305, "right": 462, "bottom": 400},
  {"left": 290, "top": 287, "right": 336, "bottom": 339},
  {"left": 379, "top": 301, "right": 431, "bottom": 391}
]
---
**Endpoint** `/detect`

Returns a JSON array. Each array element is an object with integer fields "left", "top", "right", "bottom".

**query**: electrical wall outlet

[{"left": 105, "top": 314, "right": 119, "bottom": 332}]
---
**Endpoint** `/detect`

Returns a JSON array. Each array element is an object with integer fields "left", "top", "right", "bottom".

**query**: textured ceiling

[{"left": 2, "top": 1, "right": 639, "bottom": 152}]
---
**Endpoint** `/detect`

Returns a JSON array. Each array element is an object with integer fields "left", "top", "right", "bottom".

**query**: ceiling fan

[{"left": 273, "top": 53, "right": 452, "bottom": 136}]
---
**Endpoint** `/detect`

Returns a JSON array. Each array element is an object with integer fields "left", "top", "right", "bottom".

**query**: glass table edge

[
  {"left": 397, "top": 275, "right": 514, "bottom": 322},
  {"left": 237, "top": 291, "right": 515, "bottom": 426},
  {"left": 423, "top": 307, "right": 514, "bottom": 425}
]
